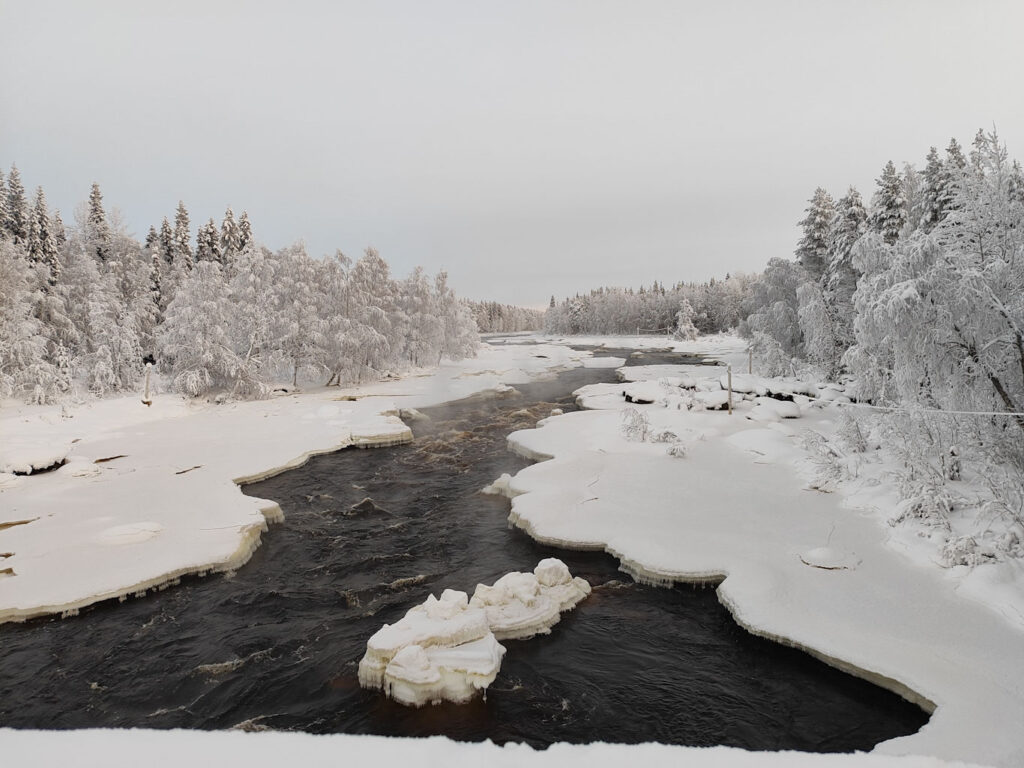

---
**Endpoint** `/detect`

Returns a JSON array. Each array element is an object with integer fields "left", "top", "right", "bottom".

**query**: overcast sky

[{"left": 3, "top": 1, "right": 1023, "bottom": 307}]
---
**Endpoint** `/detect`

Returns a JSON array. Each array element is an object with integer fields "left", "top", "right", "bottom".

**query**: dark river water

[{"left": 0, "top": 347, "right": 928, "bottom": 750}]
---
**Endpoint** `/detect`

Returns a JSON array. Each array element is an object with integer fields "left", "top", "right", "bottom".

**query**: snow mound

[
  {"left": 358, "top": 560, "right": 590, "bottom": 706},
  {"left": 621, "top": 380, "right": 675, "bottom": 405},
  {"left": 58, "top": 456, "right": 103, "bottom": 478},
  {"left": 692, "top": 390, "right": 731, "bottom": 411},
  {"left": 747, "top": 397, "right": 802, "bottom": 422},
  {"left": 0, "top": 439, "right": 73, "bottom": 475},
  {"left": 470, "top": 558, "right": 591, "bottom": 640}
]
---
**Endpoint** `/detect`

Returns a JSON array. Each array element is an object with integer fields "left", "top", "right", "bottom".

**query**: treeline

[
  {"left": 744, "top": 129, "right": 1024, "bottom": 562},
  {"left": 469, "top": 300, "right": 545, "bottom": 333},
  {"left": 544, "top": 275, "right": 755, "bottom": 337},
  {"left": 0, "top": 167, "right": 479, "bottom": 402}
]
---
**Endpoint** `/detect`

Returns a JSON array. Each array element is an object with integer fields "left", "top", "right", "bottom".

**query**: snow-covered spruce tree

[
  {"left": 196, "top": 218, "right": 222, "bottom": 264},
  {"left": 30, "top": 187, "right": 60, "bottom": 287},
  {"left": 795, "top": 188, "right": 835, "bottom": 281},
  {"left": 86, "top": 183, "right": 111, "bottom": 262},
  {"left": 870, "top": 160, "right": 908, "bottom": 246},
  {"left": 936, "top": 138, "right": 967, "bottom": 222},
  {"left": 920, "top": 146, "right": 945, "bottom": 232},
  {"left": 172, "top": 201, "right": 193, "bottom": 271},
  {"left": 220, "top": 206, "right": 241, "bottom": 267},
  {"left": 237, "top": 210, "right": 252, "bottom": 251},
  {"left": 825, "top": 187, "right": 867, "bottom": 303},
  {"left": 6, "top": 165, "right": 30, "bottom": 246}
]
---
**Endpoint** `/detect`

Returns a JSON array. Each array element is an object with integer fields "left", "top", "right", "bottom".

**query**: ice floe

[{"left": 358, "top": 559, "right": 590, "bottom": 706}]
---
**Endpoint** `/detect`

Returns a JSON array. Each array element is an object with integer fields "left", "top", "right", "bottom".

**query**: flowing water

[{"left": 0, "top": 347, "right": 928, "bottom": 750}]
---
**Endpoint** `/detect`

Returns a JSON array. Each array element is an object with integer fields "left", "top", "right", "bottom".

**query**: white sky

[{"left": 3, "top": 0, "right": 1023, "bottom": 306}]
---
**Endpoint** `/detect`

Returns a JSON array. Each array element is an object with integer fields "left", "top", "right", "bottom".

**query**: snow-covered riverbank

[
  {"left": 498, "top": 334, "right": 1024, "bottom": 768},
  {"left": 0, "top": 342, "right": 587, "bottom": 624},
  {"left": 2, "top": 333, "right": 1021, "bottom": 767}
]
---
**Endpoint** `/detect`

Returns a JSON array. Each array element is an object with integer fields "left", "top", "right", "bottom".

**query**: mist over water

[{"left": 0, "top": 349, "right": 927, "bottom": 749}]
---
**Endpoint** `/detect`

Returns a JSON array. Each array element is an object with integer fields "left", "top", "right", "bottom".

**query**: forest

[
  {"left": 546, "top": 129, "right": 1024, "bottom": 563},
  {"left": 0, "top": 172, "right": 481, "bottom": 401}
]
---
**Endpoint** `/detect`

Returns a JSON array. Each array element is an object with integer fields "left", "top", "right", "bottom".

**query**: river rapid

[{"left": 0, "top": 347, "right": 927, "bottom": 750}]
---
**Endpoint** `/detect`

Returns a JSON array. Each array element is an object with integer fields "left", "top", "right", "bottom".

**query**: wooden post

[
  {"left": 748, "top": 348, "right": 752, "bottom": 375},
  {"left": 727, "top": 364, "right": 733, "bottom": 415},
  {"left": 142, "top": 363, "right": 152, "bottom": 407}
]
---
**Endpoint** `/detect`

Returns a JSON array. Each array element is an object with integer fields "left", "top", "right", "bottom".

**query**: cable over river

[{"left": 0, "top": 348, "right": 928, "bottom": 750}]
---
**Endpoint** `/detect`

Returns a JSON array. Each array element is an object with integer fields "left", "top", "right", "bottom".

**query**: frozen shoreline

[
  {"left": 0, "top": 342, "right": 589, "bottom": 625},
  {"left": 500, "top": 335, "right": 1024, "bottom": 768},
  {"left": 1, "top": 333, "right": 1020, "bottom": 767}
]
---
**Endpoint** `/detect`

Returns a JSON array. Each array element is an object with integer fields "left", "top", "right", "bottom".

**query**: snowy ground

[
  {"left": 2, "top": 333, "right": 1021, "bottom": 767},
  {"left": 0, "top": 729, "right": 989, "bottom": 768}
]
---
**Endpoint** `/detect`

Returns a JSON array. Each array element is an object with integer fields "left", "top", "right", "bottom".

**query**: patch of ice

[{"left": 470, "top": 558, "right": 591, "bottom": 640}]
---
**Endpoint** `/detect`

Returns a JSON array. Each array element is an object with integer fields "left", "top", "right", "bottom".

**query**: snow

[
  {"left": 0, "top": 728, "right": 990, "bottom": 768},
  {"left": 3, "top": 333, "right": 1024, "bottom": 766},
  {"left": 0, "top": 342, "right": 594, "bottom": 624},
  {"left": 499, "top": 335, "right": 1024, "bottom": 767},
  {"left": 358, "top": 559, "right": 589, "bottom": 706}
]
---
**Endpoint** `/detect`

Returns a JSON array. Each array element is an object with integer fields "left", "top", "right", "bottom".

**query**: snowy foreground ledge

[
  {"left": 0, "top": 342, "right": 589, "bottom": 624},
  {"left": 499, "top": 335, "right": 1024, "bottom": 768},
  {"left": 0, "top": 729, "right": 986, "bottom": 768},
  {"left": 358, "top": 559, "right": 590, "bottom": 706}
]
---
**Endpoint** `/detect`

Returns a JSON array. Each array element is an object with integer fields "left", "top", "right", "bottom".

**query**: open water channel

[{"left": 0, "top": 346, "right": 928, "bottom": 750}]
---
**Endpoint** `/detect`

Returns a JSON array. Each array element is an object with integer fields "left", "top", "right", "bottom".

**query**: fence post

[
  {"left": 142, "top": 363, "right": 152, "bottom": 407},
  {"left": 727, "top": 364, "right": 733, "bottom": 415},
  {"left": 748, "top": 348, "right": 752, "bottom": 375}
]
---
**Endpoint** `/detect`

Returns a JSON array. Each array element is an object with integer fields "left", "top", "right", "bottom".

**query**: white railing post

[{"left": 727, "top": 364, "right": 733, "bottom": 415}]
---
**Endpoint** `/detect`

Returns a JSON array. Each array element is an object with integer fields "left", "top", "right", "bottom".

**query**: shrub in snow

[{"left": 620, "top": 407, "right": 650, "bottom": 442}]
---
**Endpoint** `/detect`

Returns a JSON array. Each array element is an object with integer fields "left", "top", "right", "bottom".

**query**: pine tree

[
  {"left": 6, "top": 165, "right": 30, "bottom": 245},
  {"left": 87, "top": 182, "right": 111, "bottom": 261},
  {"left": 144, "top": 225, "right": 159, "bottom": 253},
  {"left": 32, "top": 187, "right": 60, "bottom": 287},
  {"left": 795, "top": 188, "right": 834, "bottom": 281},
  {"left": 920, "top": 147, "right": 945, "bottom": 231},
  {"left": 938, "top": 138, "right": 967, "bottom": 218},
  {"left": 870, "top": 161, "right": 907, "bottom": 245},
  {"left": 159, "top": 217, "right": 174, "bottom": 265},
  {"left": 196, "top": 218, "right": 222, "bottom": 263},
  {"left": 172, "top": 201, "right": 193, "bottom": 270},
  {"left": 238, "top": 210, "right": 252, "bottom": 251},
  {"left": 220, "top": 206, "right": 241, "bottom": 265}
]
